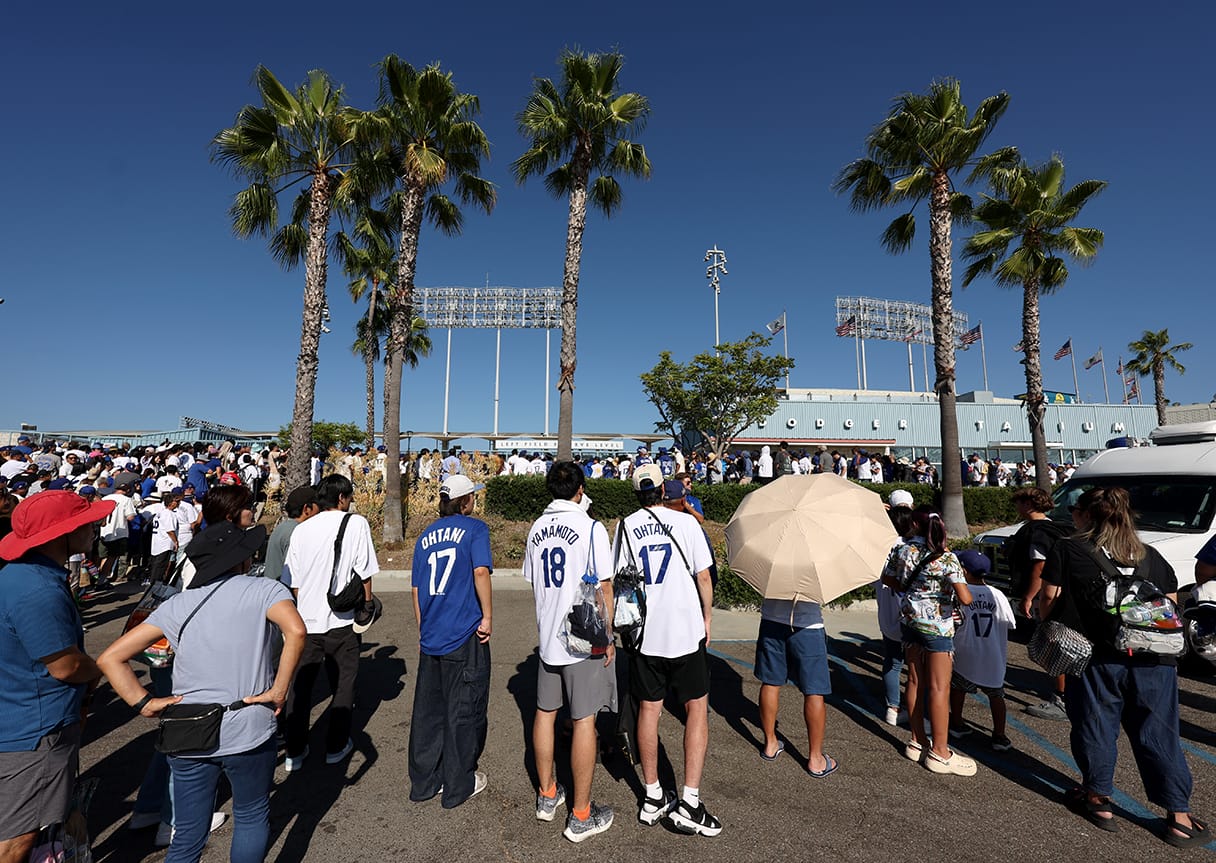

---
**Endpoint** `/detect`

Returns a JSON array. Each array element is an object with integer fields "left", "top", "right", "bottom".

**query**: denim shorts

[
  {"left": 754, "top": 620, "right": 831, "bottom": 696},
  {"left": 901, "top": 623, "right": 954, "bottom": 654}
]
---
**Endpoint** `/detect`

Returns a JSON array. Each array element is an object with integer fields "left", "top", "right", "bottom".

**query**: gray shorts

[
  {"left": 536, "top": 657, "right": 618, "bottom": 720},
  {"left": 0, "top": 723, "right": 81, "bottom": 841}
]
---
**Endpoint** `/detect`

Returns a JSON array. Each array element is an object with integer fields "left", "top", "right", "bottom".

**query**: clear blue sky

[{"left": 3, "top": 2, "right": 1211, "bottom": 442}]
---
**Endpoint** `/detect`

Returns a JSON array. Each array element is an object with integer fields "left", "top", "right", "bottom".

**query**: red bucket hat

[{"left": 0, "top": 490, "right": 115, "bottom": 560}]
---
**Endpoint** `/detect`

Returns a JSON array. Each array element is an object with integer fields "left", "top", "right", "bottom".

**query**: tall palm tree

[
  {"left": 513, "top": 49, "right": 652, "bottom": 461},
  {"left": 834, "top": 79, "right": 1011, "bottom": 536},
  {"left": 353, "top": 308, "right": 433, "bottom": 450},
  {"left": 353, "top": 56, "right": 495, "bottom": 542},
  {"left": 962, "top": 156, "right": 1106, "bottom": 492},
  {"left": 1127, "top": 329, "right": 1192, "bottom": 426},
  {"left": 212, "top": 66, "right": 356, "bottom": 490}
]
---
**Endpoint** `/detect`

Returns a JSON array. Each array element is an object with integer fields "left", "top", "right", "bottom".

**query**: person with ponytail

[
  {"left": 881, "top": 509, "right": 974, "bottom": 776},
  {"left": 1039, "top": 487, "right": 1207, "bottom": 846}
]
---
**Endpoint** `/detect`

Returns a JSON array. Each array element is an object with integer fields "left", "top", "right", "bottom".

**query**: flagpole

[
  {"left": 782, "top": 310, "right": 790, "bottom": 391},
  {"left": 1069, "top": 340, "right": 1081, "bottom": 403},
  {"left": 979, "top": 322, "right": 989, "bottom": 391},
  {"left": 853, "top": 323, "right": 861, "bottom": 390},
  {"left": 907, "top": 338, "right": 915, "bottom": 392},
  {"left": 860, "top": 338, "right": 868, "bottom": 390},
  {"left": 922, "top": 340, "right": 929, "bottom": 393},
  {"left": 1099, "top": 354, "right": 1110, "bottom": 404},
  {"left": 1118, "top": 356, "right": 1128, "bottom": 404}
]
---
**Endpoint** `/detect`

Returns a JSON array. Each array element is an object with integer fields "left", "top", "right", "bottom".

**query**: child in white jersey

[{"left": 949, "top": 550, "right": 1016, "bottom": 751}]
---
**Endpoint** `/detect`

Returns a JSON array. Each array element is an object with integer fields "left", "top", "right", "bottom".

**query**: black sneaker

[
  {"left": 667, "top": 799, "right": 722, "bottom": 837},
  {"left": 637, "top": 790, "right": 676, "bottom": 826}
]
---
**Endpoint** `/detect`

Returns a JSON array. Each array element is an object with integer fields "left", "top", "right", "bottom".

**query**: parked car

[{"left": 975, "top": 421, "right": 1216, "bottom": 600}]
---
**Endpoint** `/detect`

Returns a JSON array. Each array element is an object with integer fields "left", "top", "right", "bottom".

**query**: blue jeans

[
  {"left": 1064, "top": 658, "right": 1193, "bottom": 812},
  {"left": 133, "top": 666, "right": 175, "bottom": 824},
  {"left": 881, "top": 636, "right": 904, "bottom": 710},
  {"left": 167, "top": 738, "right": 276, "bottom": 863}
]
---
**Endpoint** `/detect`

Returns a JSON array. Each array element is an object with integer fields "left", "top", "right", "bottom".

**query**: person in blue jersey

[
  {"left": 656, "top": 447, "right": 676, "bottom": 479},
  {"left": 408, "top": 475, "right": 494, "bottom": 808}
]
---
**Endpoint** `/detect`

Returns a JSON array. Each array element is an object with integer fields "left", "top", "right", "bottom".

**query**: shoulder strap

[
  {"left": 644, "top": 508, "right": 695, "bottom": 580},
  {"left": 900, "top": 549, "right": 943, "bottom": 592},
  {"left": 331, "top": 513, "right": 353, "bottom": 589},
  {"left": 612, "top": 519, "right": 635, "bottom": 572},
  {"left": 178, "top": 577, "right": 231, "bottom": 644},
  {"left": 1080, "top": 542, "right": 1153, "bottom": 591}
]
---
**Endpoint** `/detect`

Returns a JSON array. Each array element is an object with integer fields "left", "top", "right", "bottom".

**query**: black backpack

[{"left": 1007, "top": 519, "right": 1071, "bottom": 599}]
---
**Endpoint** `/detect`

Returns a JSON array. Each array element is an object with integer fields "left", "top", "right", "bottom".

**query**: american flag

[
  {"left": 835, "top": 316, "right": 856, "bottom": 337},
  {"left": 959, "top": 324, "right": 982, "bottom": 346},
  {"left": 1054, "top": 339, "right": 1072, "bottom": 361},
  {"left": 1127, "top": 379, "right": 1139, "bottom": 400},
  {"left": 1116, "top": 359, "right": 1124, "bottom": 375}
]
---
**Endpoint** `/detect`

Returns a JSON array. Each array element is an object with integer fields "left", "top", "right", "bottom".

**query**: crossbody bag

[{"left": 327, "top": 513, "right": 365, "bottom": 612}]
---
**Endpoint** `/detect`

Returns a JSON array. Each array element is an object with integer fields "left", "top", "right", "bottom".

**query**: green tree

[
  {"left": 353, "top": 56, "right": 496, "bottom": 543},
  {"left": 277, "top": 420, "right": 364, "bottom": 454},
  {"left": 962, "top": 156, "right": 1106, "bottom": 492},
  {"left": 513, "top": 49, "right": 652, "bottom": 462},
  {"left": 212, "top": 66, "right": 358, "bottom": 491},
  {"left": 1126, "top": 329, "right": 1192, "bottom": 426},
  {"left": 834, "top": 79, "right": 1011, "bottom": 537},
  {"left": 640, "top": 333, "right": 795, "bottom": 466}
]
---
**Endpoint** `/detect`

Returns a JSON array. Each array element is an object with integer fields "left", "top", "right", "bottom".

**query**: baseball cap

[
  {"left": 632, "top": 463, "right": 664, "bottom": 491},
  {"left": 46, "top": 478, "right": 74, "bottom": 491},
  {"left": 662, "top": 479, "right": 685, "bottom": 500},
  {"left": 353, "top": 595, "right": 383, "bottom": 634},
  {"left": 440, "top": 475, "right": 485, "bottom": 499},
  {"left": 77, "top": 485, "right": 97, "bottom": 496},
  {"left": 956, "top": 550, "right": 992, "bottom": 576},
  {"left": 889, "top": 489, "right": 914, "bottom": 509}
]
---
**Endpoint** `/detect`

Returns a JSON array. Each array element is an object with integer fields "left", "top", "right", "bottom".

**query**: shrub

[
  {"left": 484, "top": 476, "right": 552, "bottom": 521},
  {"left": 962, "top": 487, "right": 1018, "bottom": 525}
]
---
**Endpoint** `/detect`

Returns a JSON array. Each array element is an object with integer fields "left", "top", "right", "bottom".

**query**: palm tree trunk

[
  {"left": 928, "top": 170, "right": 967, "bottom": 538},
  {"left": 382, "top": 178, "right": 426, "bottom": 543},
  {"left": 1021, "top": 277, "right": 1052, "bottom": 492},
  {"left": 365, "top": 284, "right": 379, "bottom": 451},
  {"left": 556, "top": 146, "right": 592, "bottom": 462},
  {"left": 1154, "top": 360, "right": 1167, "bottom": 426},
  {"left": 286, "top": 172, "right": 333, "bottom": 491}
]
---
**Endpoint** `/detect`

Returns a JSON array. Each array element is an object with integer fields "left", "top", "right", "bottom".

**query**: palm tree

[
  {"left": 1127, "top": 329, "right": 1192, "bottom": 426},
  {"left": 353, "top": 307, "right": 432, "bottom": 450},
  {"left": 834, "top": 79, "right": 1010, "bottom": 536},
  {"left": 212, "top": 66, "right": 356, "bottom": 490},
  {"left": 353, "top": 56, "right": 495, "bottom": 542},
  {"left": 513, "top": 49, "right": 652, "bottom": 461},
  {"left": 962, "top": 156, "right": 1106, "bottom": 492}
]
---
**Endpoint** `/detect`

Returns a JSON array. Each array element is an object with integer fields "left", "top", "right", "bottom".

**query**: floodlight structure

[
  {"left": 705, "top": 246, "right": 727, "bottom": 353},
  {"left": 834, "top": 296, "right": 969, "bottom": 392},
  {"left": 415, "top": 286, "right": 561, "bottom": 436}
]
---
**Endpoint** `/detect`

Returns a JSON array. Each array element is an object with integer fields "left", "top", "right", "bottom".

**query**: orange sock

[
  {"left": 540, "top": 783, "right": 557, "bottom": 799},
  {"left": 573, "top": 804, "right": 591, "bottom": 821}
]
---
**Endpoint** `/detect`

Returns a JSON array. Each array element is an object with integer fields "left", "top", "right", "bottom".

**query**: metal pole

[
  {"left": 493, "top": 327, "right": 501, "bottom": 436},
  {"left": 443, "top": 327, "right": 452, "bottom": 435},
  {"left": 782, "top": 310, "right": 790, "bottom": 391},
  {"left": 854, "top": 326, "right": 861, "bottom": 389},
  {"left": 979, "top": 322, "right": 989, "bottom": 391},
  {"left": 1100, "top": 354, "right": 1110, "bottom": 404},
  {"left": 860, "top": 338, "right": 868, "bottom": 390},
  {"left": 1118, "top": 356, "right": 1128, "bottom": 404},
  {"left": 922, "top": 340, "right": 929, "bottom": 393},
  {"left": 1069, "top": 342, "right": 1081, "bottom": 403},
  {"left": 714, "top": 290, "right": 720, "bottom": 351},
  {"left": 705, "top": 246, "right": 727, "bottom": 355},
  {"left": 544, "top": 329, "right": 551, "bottom": 436},
  {"left": 907, "top": 339, "right": 915, "bottom": 392}
]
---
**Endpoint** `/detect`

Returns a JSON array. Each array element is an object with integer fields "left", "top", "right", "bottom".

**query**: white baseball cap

[
  {"left": 889, "top": 489, "right": 914, "bottom": 508},
  {"left": 440, "top": 475, "right": 485, "bottom": 498},
  {"left": 632, "top": 463, "right": 664, "bottom": 492}
]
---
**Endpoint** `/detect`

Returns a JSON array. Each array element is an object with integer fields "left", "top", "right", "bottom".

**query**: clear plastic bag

[{"left": 561, "top": 575, "right": 611, "bottom": 657}]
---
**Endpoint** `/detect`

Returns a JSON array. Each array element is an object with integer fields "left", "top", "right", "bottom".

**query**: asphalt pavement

[{"left": 77, "top": 573, "right": 1216, "bottom": 862}]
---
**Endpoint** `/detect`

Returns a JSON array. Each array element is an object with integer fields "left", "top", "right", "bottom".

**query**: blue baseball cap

[{"left": 956, "top": 550, "right": 992, "bottom": 576}]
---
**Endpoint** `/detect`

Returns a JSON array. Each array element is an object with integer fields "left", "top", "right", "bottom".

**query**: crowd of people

[{"left": 0, "top": 433, "right": 1211, "bottom": 861}]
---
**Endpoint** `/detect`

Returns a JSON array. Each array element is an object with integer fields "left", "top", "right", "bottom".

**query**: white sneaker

[
  {"left": 925, "top": 749, "right": 977, "bottom": 776},
  {"left": 285, "top": 746, "right": 309, "bottom": 772},
  {"left": 325, "top": 739, "right": 354, "bottom": 764},
  {"left": 471, "top": 771, "right": 487, "bottom": 798},
  {"left": 127, "top": 810, "right": 162, "bottom": 830},
  {"left": 154, "top": 812, "right": 226, "bottom": 847}
]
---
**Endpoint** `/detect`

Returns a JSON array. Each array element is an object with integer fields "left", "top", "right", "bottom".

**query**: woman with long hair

[
  {"left": 882, "top": 509, "right": 974, "bottom": 775},
  {"left": 1040, "top": 487, "right": 1206, "bottom": 846}
]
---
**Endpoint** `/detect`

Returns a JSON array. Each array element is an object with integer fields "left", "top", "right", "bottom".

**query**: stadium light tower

[{"left": 705, "top": 246, "right": 728, "bottom": 353}]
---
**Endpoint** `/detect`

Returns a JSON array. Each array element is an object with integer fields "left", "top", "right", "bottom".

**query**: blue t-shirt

[
  {"left": 658, "top": 454, "right": 676, "bottom": 478},
  {"left": 411, "top": 515, "right": 493, "bottom": 656},
  {"left": 686, "top": 493, "right": 704, "bottom": 517},
  {"left": 0, "top": 554, "right": 86, "bottom": 750}
]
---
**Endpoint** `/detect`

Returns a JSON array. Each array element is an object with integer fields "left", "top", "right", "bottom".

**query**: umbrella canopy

[{"left": 725, "top": 474, "right": 898, "bottom": 605}]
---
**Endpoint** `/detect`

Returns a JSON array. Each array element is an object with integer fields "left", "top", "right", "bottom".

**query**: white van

[{"left": 975, "top": 421, "right": 1216, "bottom": 595}]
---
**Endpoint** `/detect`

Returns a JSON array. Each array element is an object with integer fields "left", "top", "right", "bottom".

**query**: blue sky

[{"left": 2, "top": 2, "right": 1211, "bottom": 444}]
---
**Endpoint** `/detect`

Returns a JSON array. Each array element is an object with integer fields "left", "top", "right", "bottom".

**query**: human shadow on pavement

[
  {"left": 707, "top": 653, "right": 763, "bottom": 753},
  {"left": 268, "top": 640, "right": 405, "bottom": 863}
]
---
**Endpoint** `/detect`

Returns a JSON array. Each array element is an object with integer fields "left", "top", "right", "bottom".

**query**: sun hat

[
  {"left": 352, "top": 595, "right": 383, "bottom": 634},
  {"left": 184, "top": 521, "right": 268, "bottom": 588},
  {"left": 440, "top": 475, "right": 485, "bottom": 499},
  {"left": 889, "top": 489, "right": 915, "bottom": 509},
  {"left": 632, "top": 463, "right": 664, "bottom": 492},
  {"left": 0, "top": 490, "right": 116, "bottom": 560}
]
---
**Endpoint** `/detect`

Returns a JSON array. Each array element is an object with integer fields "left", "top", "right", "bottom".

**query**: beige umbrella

[{"left": 725, "top": 473, "right": 898, "bottom": 604}]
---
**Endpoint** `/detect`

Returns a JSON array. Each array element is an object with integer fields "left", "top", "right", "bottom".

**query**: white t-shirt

[
  {"left": 156, "top": 474, "right": 182, "bottom": 495},
  {"left": 283, "top": 509, "right": 380, "bottom": 634},
  {"left": 150, "top": 504, "right": 179, "bottom": 555},
  {"left": 176, "top": 500, "right": 200, "bottom": 549},
  {"left": 1, "top": 461, "right": 29, "bottom": 480},
  {"left": 524, "top": 500, "right": 613, "bottom": 666},
  {"left": 952, "top": 584, "right": 1015, "bottom": 689},
  {"left": 100, "top": 493, "right": 138, "bottom": 542},
  {"left": 529, "top": 458, "right": 547, "bottom": 475},
  {"left": 612, "top": 506, "right": 713, "bottom": 659}
]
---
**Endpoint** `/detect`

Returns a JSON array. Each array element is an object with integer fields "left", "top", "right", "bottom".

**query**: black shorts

[
  {"left": 631, "top": 640, "right": 709, "bottom": 704},
  {"left": 101, "top": 538, "right": 128, "bottom": 557}
]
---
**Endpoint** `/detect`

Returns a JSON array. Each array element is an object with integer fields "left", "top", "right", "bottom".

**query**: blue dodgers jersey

[{"left": 411, "top": 515, "right": 493, "bottom": 656}]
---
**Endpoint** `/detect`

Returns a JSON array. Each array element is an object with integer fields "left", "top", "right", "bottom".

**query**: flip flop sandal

[
  {"left": 1163, "top": 815, "right": 1209, "bottom": 848},
  {"left": 760, "top": 740, "right": 785, "bottom": 762},
  {"left": 808, "top": 755, "right": 838, "bottom": 778},
  {"left": 1064, "top": 788, "right": 1118, "bottom": 833}
]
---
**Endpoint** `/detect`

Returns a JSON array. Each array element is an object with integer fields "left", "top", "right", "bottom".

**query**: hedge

[{"left": 486, "top": 475, "right": 1019, "bottom": 528}]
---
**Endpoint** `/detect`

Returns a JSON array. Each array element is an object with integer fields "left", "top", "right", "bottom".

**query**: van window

[{"left": 1049, "top": 476, "right": 1216, "bottom": 534}]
